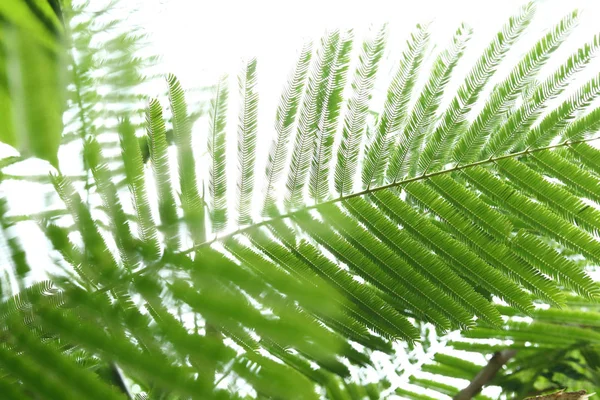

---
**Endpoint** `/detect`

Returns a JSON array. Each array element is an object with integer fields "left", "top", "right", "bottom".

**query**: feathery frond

[
  {"left": 4, "top": 4, "right": 600, "bottom": 398},
  {"left": 418, "top": 2, "right": 536, "bottom": 173},
  {"left": 208, "top": 75, "right": 229, "bottom": 232},
  {"left": 146, "top": 98, "right": 180, "bottom": 249},
  {"left": 262, "top": 42, "right": 313, "bottom": 216},
  {"left": 482, "top": 34, "right": 600, "bottom": 158},
  {"left": 237, "top": 58, "right": 259, "bottom": 225},
  {"left": 334, "top": 25, "right": 387, "bottom": 196},
  {"left": 286, "top": 30, "right": 341, "bottom": 209},
  {"left": 118, "top": 118, "right": 161, "bottom": 261},
  {"left": 168, "top": 74, "right": 206, "bottom": 244},
  {"left": 452, "top": 11, "right": 578, "bottom": 166},
  {"left": 362, "top": 24, "right": 430, "bottom": 188},
  {"left": 386, "top": 23, "right": 471, "bottom": 182},
  {"left": 309, "top": 30, "right": 354, "bottom": 203}
]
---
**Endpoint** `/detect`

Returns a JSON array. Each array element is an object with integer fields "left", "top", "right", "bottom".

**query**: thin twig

[{"left": 454, "top": 349, "right": 517, "bottom": 400}]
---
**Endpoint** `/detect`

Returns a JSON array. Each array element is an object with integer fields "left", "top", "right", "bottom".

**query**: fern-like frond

[
  {"left": 497, "top": 157, "right": 600, "bottom": 237},
  {"left": 6, "top": 316, "right": 124, "bottom": 400},
  {"left": 285, "top": 31, "right": 341, "bottom": 209},
  {"left": 362, "top": 24, "right": 430, "bottom": 188},
  {"left": 418, "top": 2, "right": 536, "bottom": 174},
  {"left": 530, "top": 150, "right": 600, "bottom": 204},
  {"left": 51, "top": 174, "right": 120, "bottom": 284},
  {"left": 334, "top": 25, "right": 387, "bottom": 196},
  {"left": 293, "top": 208, "right": 455, "bottom": 330},
  {"left": 405, "top": 181, "right": 563, "bottom": 306},
  {"left": 344, "top": 197, "right": 502, "bottom": 326},
  {"left": 262, "top": 42, "right": 313, "bottom": 216},
  {"left": 386, "top": 23, "right": 471, "bottom": 182},
  {"left": 371, "top": 189, "right": 532, "bottom": 314},
  {"left": 118, "top": 118, "right": 161, "bottom": 260},
  {"left": 83, "top": 137, "right": 137, "bottom": 266},
  {"left": 563, "top": 105, "right": 600, "bottom": 144},
  {"left": 451, "top": 11, "right": 578, "bottom": 166},
  {"left": 309, "top": 30, "right": 354, "bottom": 203},
  {"left": 208, "top": 75, "right": 229, "bottom": 232},
  {"left": 511, "top": 230, "right": 599, "bottom": 299},
  {"left": 463, "top": 165, "right": 600, "bottom": 264},
  {"left": 7, "top": 4, "right": 600, "bottom": 398},
  {"left": 482, "top": 34, "right": 600, "bottom": 158},
  {"left": 237, "top": 58, "right": 259, "bottom": 225},
  {"left": 146, "top": 98, "right": 180, "bottom": 249},
  {"left": 167, "top": 74, "right": 206, "bottom": 244},
  {"left": 524, "top": 73, "right": 600, "bottom": 149},
  {"left": 568, "top": 141, "right": 600, "bottom": 174}
]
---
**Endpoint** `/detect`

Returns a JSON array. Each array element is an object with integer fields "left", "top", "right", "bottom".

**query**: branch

[
  {"left": 179, "top": 135, "right": 600, "bottom": 256},
  {"left": 454, "top": 349, "right": 517, "bottom": 400}
]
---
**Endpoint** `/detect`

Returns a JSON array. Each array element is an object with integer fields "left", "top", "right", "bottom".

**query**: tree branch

[{"left": 454, "top": 349, "right": 517, "bottom": 400}]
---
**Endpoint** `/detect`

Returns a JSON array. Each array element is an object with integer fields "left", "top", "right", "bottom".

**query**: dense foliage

[{"left": 1, "top": 1, "right": 600, "bottom": 399}]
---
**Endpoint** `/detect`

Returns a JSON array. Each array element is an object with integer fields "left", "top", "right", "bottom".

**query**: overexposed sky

[{"left": 140, "top": 0, "right": 600, "bottom": 87}]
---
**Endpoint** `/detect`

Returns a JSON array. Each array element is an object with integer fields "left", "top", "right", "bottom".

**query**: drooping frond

[
  {"left": 237, "top": 58, "right": 259, "bottom": 225},
  {"left": 404, "top": 181, "right": 563, "bottom": 306},
  {"left": 208, "top": 75, "right": 229, "bottom": 232},
  {"left": 529, "top": 150, "right": 600, "bottom": 204},
  {"left": 511, "top": 230, "right": 599, "bottom": 299},
  {"left": 343, "top": 197, "right": 502, "bottom": 326},
  {"left": 334, "top": 24, "right": 387, "bottom": 196},
  {"left": 568, "top": 141, "right": 600, "bottom": 174},
  {"left": 369, "top": 189, "right": 533, "bottom": 314},
  {"left": 462, "top": 165, "right": 600, "bottom": 264},
  {"left": 362, "top": 23, "right": 430, "bottom": 189}
]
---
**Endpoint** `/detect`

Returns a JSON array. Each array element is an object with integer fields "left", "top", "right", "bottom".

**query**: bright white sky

[
  {"left": 3, "top": 0, "right": 600, "bottom": 397},
  {"left": 140, "top": 0, "right": 600, "bottom": 89}
]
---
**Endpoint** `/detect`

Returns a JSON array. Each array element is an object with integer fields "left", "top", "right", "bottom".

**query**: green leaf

[
  {"left": 0, "top": 18, "right": 64, "bottom": 167},
  {"left": 208, "top": 74, "right": 229, "bottom": 232},
  {"left": 236, "top": 59, "right": 259, "bottom": 225},
  {"left": 362, "top": 23, "right": 429, "bottom": 188},
  {"left": 335, "top": 25, "right": 386, "bottom": 196},
  {"left": 167, "top": 74, "right": 206, "bottom": 244}
]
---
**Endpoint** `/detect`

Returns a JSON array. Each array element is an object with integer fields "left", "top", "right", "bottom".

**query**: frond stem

[{"left": 179, "top": 136, "right": 600, "bottom": 255}]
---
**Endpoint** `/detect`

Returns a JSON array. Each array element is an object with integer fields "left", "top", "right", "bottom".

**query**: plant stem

[
  {"left": 454, "top": 349, "right": 517, "bottom": 400},
  {"left": 180, "top": 135, "right": 600, "bottom": 255}
]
